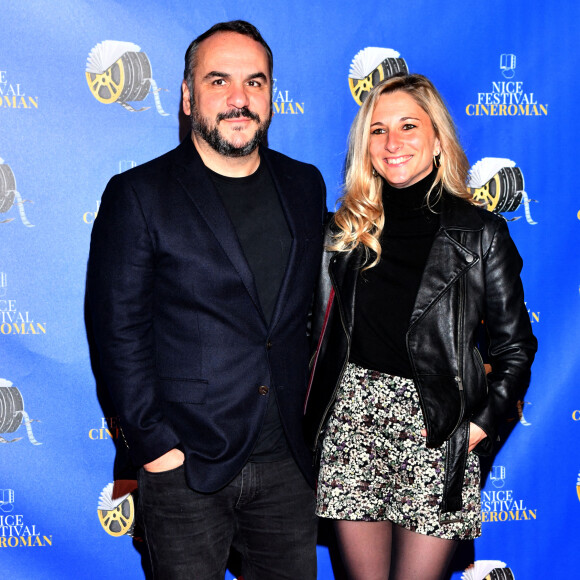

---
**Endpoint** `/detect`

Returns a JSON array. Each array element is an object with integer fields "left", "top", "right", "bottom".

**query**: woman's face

[{"left": 369, "top": 90, "right": 440, "bottom": 189}]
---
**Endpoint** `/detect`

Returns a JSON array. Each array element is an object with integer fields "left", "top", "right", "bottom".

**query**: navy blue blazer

[{"left": 87, "top": 138, "right": 326, "bottom": 491}]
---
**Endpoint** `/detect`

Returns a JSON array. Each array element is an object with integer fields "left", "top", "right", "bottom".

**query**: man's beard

[{"left": 190, "top": 100, "right": 271, "bottom": 158}]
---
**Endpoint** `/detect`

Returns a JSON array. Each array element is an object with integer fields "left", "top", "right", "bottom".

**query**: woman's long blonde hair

[{"left": 330, "top": 74, "right": 474, "bottom": 269}]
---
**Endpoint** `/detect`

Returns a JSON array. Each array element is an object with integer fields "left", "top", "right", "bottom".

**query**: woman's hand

[
  {"left": 420, "top": 422, "right": 487, "bottom": 452},
  {"left": 467, "top": 422, "right": 487, "bottom": 452}
]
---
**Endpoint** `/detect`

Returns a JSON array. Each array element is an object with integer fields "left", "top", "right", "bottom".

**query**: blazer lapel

[
  {"left": 172, "top": 140, "right": 264, "bottom": 320},
  {"left": 259, "top": 147, "right": 300, "bottom": 331},
  {"left": 409, "top": 198, "right": 484, "bottom": 328}
]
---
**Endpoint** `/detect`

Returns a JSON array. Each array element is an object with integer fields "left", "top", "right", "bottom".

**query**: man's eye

[
  {"left": 213, "top": 79, "right": 226, "bottom": 85},
  {"left": 248, "top": 80, "right": 261, "bottom": 87}
]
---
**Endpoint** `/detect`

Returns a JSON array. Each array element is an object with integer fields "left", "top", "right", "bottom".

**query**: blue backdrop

[{"left": 1, "top": 1, "right": 578, "bottom": 578}]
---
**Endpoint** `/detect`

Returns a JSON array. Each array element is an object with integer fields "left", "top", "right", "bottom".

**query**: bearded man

[{"left": 87, "top": 20, "right": 325, "bottom": 580}]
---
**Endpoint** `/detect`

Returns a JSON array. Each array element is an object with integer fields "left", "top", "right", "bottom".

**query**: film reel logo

[
  {"left": 98, "top": 480, "right": 137, "bottom": 537},
  {"left": 0, "top": 378, "right": 42, "bottom": 445},
  {"left": 85, "top": 41, "right": 169, "bottom": 116},
  {"left": 468, "top": 157, "right": 537, "bottom": 224},
  {"left": 0, "top": 158, "right": 34, "bottom": 227},
  {"left": 348, "top": 47, "right": 408, "bottom": 106},
  {"left": 462, "top": 560, "right": 514, "bottom": 580}
]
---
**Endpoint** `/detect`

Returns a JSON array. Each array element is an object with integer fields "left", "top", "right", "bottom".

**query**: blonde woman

[{"left": 304, "top": 74, "right": 536, "bottom": 580}]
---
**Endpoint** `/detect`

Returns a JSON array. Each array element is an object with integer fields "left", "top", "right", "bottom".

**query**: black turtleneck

[{"left": 349, "top": 169, "right": 441, "bottom": 379}]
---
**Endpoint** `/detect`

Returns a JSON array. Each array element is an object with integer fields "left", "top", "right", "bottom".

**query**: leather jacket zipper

[{"left": 449, "top": 258, "right": 467, "bottom": 436}]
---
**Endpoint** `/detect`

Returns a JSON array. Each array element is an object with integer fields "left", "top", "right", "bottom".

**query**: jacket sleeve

[
  {"left": 470, "top": 217, "right": 537, "bottom": 455},
  {"left": 86, "top": 174, "right": 180, "bottom": 467},
  {"left": 309, "top": 216, "right": 335, "bottom": 359}
]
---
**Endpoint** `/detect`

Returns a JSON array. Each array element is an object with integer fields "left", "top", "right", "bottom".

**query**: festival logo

[
  {"left": 0, "top": 379, "right": 42, "bottom": 445},
  {"left": 83, "top": 159, "right": 136, "bottom": 224},
  {"left": 489, "top": 465, "right": 506, "bottom": 489},
  {"left": 525, "top": 302, "right": 540, "bottom": 324},
  {"left": 577, "top": 472, "right": 580, "bottom": 503},
  {"left": 348, "top": 47, "right": 408, "bottom": 105},
  {"left": 0, "top": 158, "right": 34, "bottom": 227},
  {"left": 85, "top": 41, "right": 169, "bottom": 116},
  {"left": 119, "top": 160, "right": 136, "bottom": 173},
  {"left": 468, "top": 157, "right": 537, "bottom": 224},
  {"left": 82, "top": 200, "right": 100, "bottom": 224},
  {"left": 466, "top": 54, "right": 548, "bottom": 116},
  {"left": 0, "top": 70, "right": 38, "bottom": 110},
  {"left": 481, "top": 466, "right": 537, "bottom": 523},
  {"left": 88, "top": 416, "right": 123, "bottom": 441},
  {"left": 1, "top": 489, "right": 15, "bottom": 512},
  {"left": 0, "top": 273, "right": 46, "bottom": 336},
  {"left": 97, "top": 480, "right": 138, "bottom": 537},
  {"left": 272, "top": 78, "right": 304, "bottom": 115},
  {"left": 500, "top": 54, "right": 516, "bottom": 79},
  {"left": 462, "top": 560, "right": 515, "bottom": 580},
  {"left": 0, "top": 489, "right": 52, "bottom": 548}
]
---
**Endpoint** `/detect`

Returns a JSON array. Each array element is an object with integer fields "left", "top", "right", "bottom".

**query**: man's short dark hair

[{"left": 183, "top": 20, "right": 273, "bottom": 95}]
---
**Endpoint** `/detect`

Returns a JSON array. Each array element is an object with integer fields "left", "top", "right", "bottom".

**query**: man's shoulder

[
  {"left": 118, "top": 141, "right": 189, "bottom": 182},
  {"left": 262, "top": 147, "right": 322, "bottom": 179}
]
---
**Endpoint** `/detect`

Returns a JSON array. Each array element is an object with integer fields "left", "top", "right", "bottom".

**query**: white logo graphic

[
  {"left": 500, "top": 54, "right": 516, "bottom": 79},
  {"left": 0, "top": 379, "right": 42, "bottom": 445},
  {"left": 0, "top": 489, "right": 15, "bottom": 512},
  {"left": 0, "top": 158, "right": 34, "bottom": 227},
  {"left": 118, "top": 160, "right": 136, "bottom": 173},
  {"left": 462, "top": 560, "right": 511, "bottom": 580},
  {"left": 86, "top": 41, "right": 169, "bottom": 116},
  {"left": 490, "top": 465, "right": 506, "bottom": 489}
]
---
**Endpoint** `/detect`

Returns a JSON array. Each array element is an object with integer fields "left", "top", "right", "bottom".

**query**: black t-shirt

[{"left": 207, "top": 161, "right": 292, "bottom": 461}]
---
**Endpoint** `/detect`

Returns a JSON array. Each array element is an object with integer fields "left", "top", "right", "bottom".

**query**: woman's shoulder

[{"left": 443, "top": 193, "right": 506, "bottom": 228}]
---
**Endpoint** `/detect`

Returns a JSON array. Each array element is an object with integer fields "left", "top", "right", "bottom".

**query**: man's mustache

[{"left": 216, "top": 108, "right": 261, "bottom": 123}]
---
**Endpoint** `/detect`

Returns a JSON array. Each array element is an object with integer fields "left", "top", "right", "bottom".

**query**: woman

[{"left": 304, "top": 74, "right": 537, "bottom": 580}]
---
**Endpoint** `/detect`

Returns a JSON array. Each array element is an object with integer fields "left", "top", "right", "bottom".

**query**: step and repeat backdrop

[{"left": 1, "top": 1, "right": 578, "bottom": 578}]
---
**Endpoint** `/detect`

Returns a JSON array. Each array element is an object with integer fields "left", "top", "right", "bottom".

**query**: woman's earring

[
  {"left": 433, "top": 152, "right": 441, "bottom": 168},
  {"left": 372, "top": 167, "right": 378, "bottom": 177}
]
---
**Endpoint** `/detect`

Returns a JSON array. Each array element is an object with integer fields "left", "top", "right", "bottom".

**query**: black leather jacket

[{"left": 304, "top": 196, "right": 537, "bottom": 516}]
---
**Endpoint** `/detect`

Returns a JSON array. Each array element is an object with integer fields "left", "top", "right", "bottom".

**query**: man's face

[{"left": 182, "top": 32, "right": 272, "bottom": 157}]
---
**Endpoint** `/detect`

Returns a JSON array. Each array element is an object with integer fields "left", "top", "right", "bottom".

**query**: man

[{"left": 87, "top": 20, "right": 325, "bottom": 580}]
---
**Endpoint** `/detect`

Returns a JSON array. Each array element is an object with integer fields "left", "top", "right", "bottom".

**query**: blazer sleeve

[
  {"left": 470, "top": 217, "right": 537, "bottom": 454},
  {"left": 86, "top": 174, "right": 180, "bottom": 466}
]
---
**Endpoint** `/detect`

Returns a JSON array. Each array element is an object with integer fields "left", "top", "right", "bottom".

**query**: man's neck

[{"left": 192, "top": 134, "right": 261, "bottom": 177}]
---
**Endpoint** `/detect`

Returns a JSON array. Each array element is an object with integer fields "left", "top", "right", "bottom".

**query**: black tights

[{"left": 335, "top": 520, "right": 457, "bottom": 580}]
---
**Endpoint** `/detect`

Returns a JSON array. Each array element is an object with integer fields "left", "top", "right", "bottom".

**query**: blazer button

[
  {"left": 266, "top": 341, "right": 273, "bottom": 350},
  {"left": 258, "top": 385, "right": 269, "bottom": 396}
]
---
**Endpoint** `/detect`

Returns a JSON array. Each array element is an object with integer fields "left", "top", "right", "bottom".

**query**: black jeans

[{"left": 138, "top": 457, "right": 318, "bottom": 580}]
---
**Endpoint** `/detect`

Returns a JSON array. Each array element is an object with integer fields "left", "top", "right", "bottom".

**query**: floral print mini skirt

[{"left": 316, "top": 362, "right": 481, "bottom": 540}]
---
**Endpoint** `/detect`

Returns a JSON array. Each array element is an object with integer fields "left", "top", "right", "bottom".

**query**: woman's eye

[
  {"left": 371, "top": 128, "right": 385, "bottom": 135},
  {"left": 402, "top": 123, "right": 416, "bottom": 130}
]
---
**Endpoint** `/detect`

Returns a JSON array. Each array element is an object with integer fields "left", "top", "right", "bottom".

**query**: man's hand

[{"left": 143, "top": 448, "right": 185, "bottom": 473}]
